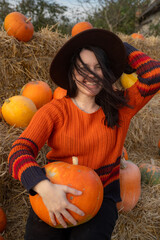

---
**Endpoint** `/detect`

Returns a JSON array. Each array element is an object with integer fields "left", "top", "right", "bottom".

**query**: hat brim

[{"left": 50, "top": 29, "right": 126, "bottom": 89}]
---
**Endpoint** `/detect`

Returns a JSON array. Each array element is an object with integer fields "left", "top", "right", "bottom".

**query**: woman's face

[{"left": 73, "top": 49, "right": 103, "bottom": 97}]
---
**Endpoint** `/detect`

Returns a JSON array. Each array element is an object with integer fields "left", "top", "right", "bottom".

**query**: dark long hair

[{"left": 67, "top": 46, "right": 131, "bottom": 128}]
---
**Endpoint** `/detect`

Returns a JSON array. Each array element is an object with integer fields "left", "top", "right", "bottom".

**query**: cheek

[
  {"left": 73, "top": 70, "right": 83, "bottom": 82},
  {"left": 97, "top": 69, "right": 103, "bottom": 78}
]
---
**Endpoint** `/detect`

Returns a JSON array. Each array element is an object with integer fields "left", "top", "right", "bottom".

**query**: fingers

[
  {"left": 49, "top": 203, "right": 85, "bottom": 228},
  {"left": 50, "top": 210, "right": 78, "bottom": 228},
  {"left": 67, "top": 202, "right": 85, "bottom": 217},
  {"left": 49, "top": 212, "right": 57, "bottom": 227},
  {"left": 61, "top": 209, "right": 77, "bottom": 226},
  {"left": 63, "top": 185, "right": 82, "bottom": 196},
  {"left": 55, "top": 212, "right": 68, "bottom": 228}
]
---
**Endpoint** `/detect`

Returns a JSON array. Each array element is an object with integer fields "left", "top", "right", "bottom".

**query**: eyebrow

[{"left": 79, "top": 63, "right": 100, "bottom": 68}]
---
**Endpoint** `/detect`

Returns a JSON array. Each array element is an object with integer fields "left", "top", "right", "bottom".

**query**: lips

[{"left": 83, "top": 79, "right": 97, "bottom": 86}]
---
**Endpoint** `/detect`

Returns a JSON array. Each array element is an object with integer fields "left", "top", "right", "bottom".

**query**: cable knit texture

[{"left": 8, "top": 43, "right": 160, "bottom": 202}]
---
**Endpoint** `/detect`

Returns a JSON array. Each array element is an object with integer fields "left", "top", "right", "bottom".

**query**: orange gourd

[
  {"left": 53, "top": 87, "right": 67, "bottom": 99},
  {"left": 0, "top": 236, "right": 4, "bottom": 240},
  {"left": 4, "top": 12, "right": 34, "bottom": 42},
  {"left": 122, "top": 146, "right": 128, "bottom": 160},
  {"left": 0, "top": 107, "right": 2, "bottom": 120},
  {"left": 117, "top": 158, "right": 141, "bottom": 212},
  {"left": 21, "top": 81, "right": 53, "bottom": 109},
  {"left": 131, "top": 33, "right": 144, "bottom": 40},
  {"left": 0, "top": 207, "right": 7, "bottom": 233},
  {"left": 2, "top": 95, "right": 37, "bottom": 128},
  {"left": 72, "top": 22, "right": 93, "bottom": 36},
  {"left": 29, "top": 157, "right": 103, "bottom": 228}
]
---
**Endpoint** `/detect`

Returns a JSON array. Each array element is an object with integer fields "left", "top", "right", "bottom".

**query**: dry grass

[{"left": 0, "top": 27, "right": 160, "bottom": 240}]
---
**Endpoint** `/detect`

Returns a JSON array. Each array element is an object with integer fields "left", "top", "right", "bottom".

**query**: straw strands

[{"left": 0, "top": 27, "right": 160, "bottom": 239}]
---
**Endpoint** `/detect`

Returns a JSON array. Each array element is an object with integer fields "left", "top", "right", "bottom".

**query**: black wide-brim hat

[{"left": 50, "top": 28, "right": 126, "bottom": 89}]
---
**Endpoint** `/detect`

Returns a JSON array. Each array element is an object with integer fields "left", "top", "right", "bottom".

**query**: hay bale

[
  {"left": 0, "top": 26, "right": 69, "bottom": 104},
  {"left": 0, "top": 28, "right": 160, "bottom": 240}
]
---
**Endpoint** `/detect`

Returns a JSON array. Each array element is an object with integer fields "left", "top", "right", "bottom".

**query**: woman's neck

[{"left": 72, "top": 94, "right": 100, "bottom": 114}]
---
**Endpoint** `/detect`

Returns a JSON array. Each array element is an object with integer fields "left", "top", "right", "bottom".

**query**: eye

[{"left": 95, "top": 65, "right": 101, "bottom": 70}]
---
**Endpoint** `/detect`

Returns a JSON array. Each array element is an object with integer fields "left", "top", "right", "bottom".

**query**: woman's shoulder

[
  {"left": 49, "top": 96, "right": 70, "bottom": 107},
  {"left": 41, "top": 96, "right": 71, "bottom": 114}
]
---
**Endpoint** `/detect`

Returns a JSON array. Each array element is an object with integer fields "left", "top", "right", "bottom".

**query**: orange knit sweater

[{"left": 8, "top": 43, "right": 160, "bottom": 202}]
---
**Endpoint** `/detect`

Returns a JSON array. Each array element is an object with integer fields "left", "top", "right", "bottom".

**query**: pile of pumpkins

[{"left": 1, "top": 80, "right": 53, "bottom": 128}]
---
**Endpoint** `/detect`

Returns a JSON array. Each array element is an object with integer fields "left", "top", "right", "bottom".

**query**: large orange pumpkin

[
  {"left": 131, "top": 33, "right": 144, "bottom": 40},
  {"left": 4, "top": 12, "right": 34, "bottom": 42},
  {"left": 0, "top": 207, "right": 7, "bottom": 233},
  {"left": 53, "top": 87, "right": 67, "bottom": 99},
  {"left": 21, "top": 81, "right": 53, "bottom": 109},
  {"left": 2, "top": 95, "right": 37, "bottom": 128},
  {"left": 29, "top": 157, "right": 104, "bottom": 228},
  {"left": 71, "top": 22, "right": 93, "bottom": 36},
  {"left": 117, "top": 158, "right": 141, "bottom": 212}
]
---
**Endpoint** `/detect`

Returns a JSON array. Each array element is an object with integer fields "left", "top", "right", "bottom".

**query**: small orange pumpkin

[
  {"left": 117, "top": 158, "right": 141, "bottom": 212},
  {"left": 72, "top": 22, "right": 93, "bottom": 36},
  {"left": 131, "top": 33, "right": 144, "bottom": 40},
  {"left": 29, "top": 157, "right": 103, "bottom": 228},
  {"left": 53, "top": 87, "right": 67, "bottom": 99},
  {"left": 120, "top": 72, "right": 138, "bottom": 89},
  {"left": 4, "top": 12, "right": 34, "bottom": 42},
  {"left": 0, "top": 107, "right": 2, "bottom": 120},
  {"left": 21, "top": 81, "right": 53, "bottom": 109},
  {"left": 122, "top": 146, "right": 128, "bottom": 160},
  {"left": 0, "top": 207, "right": 7, "bottom": 233},
  {"left": 2, "top": 95, "right": 37, "bottom": 128},
  {"left": 158, "top": 139, "right": 160, "bottom": 155}
]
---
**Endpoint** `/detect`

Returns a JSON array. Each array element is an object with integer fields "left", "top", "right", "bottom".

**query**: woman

[{"left": 8, "top": 28, "right": 160, "bottom": 240}]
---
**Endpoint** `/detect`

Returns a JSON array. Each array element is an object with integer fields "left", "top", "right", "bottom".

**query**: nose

[{"left": 87, "top": 68, "right": 95, "bottom": 78}]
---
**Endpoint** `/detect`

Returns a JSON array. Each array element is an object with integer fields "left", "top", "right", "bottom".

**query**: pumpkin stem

[
  {"left": 26, "top": 17, "right": 32, "bottom": 23},
  {"left": 72, "top": 156, "right": 78, "bottom": 165},
  {"left": 120, "top": 157, "right": 127, "bottom": 169}
]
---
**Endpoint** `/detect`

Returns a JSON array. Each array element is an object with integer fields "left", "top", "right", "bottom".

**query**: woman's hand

[{"left": 33, "top": 179, "right": 85, "bottom": 228}]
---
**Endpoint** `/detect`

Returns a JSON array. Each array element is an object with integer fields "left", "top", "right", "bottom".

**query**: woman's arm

[
  {"left": 124, "top": 42, "right": 160, "bottom": 96},
  {"left": 8, "top": 101, "right": 60, "bottom": 192},
  {"left": 8, "top": 100, "right": 85, "bottom": 227},
  {"left": 120, "top": 43, "right": 160, "bottom": 117}
]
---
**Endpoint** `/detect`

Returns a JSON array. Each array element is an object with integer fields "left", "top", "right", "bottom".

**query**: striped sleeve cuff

[{"left": 21, "top": 166, "right": 48, "bottom": 194}]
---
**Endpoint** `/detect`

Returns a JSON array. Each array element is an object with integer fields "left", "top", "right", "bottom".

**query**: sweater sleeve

[
  {"left": 8, "top": 100, "right": 63, "bottom": 193},
  {"left": 124, "top": 42, "right": 160, "bottom": 96},
  {"left": 121, "top": 42, "right": 160, "bottom": 117}
]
